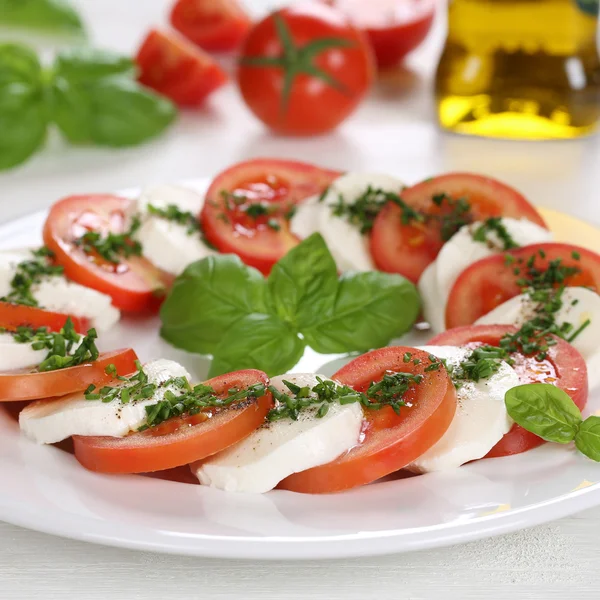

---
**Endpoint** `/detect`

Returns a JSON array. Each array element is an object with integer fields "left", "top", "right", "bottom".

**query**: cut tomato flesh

[
  {"left": 43, "top": 195, "right": 171, "bottom": 313},
  {"left": 73, "top": 369, "right": 273, "bottom": 473},
  {"left": 0, "top": 301, "right": 89, "bottom": 334},
  {"left": 445, "top": 243, "right": 600, "bottom": 329},
  {"left": 200, "top": 159, "right": 342, "bottom": 274},
  {"left": 428, "top": 324, "right": 588, "bottom": 457},
  {"left": 0, "top": 348, "right": 139, "bottom": 402},
  {"left": 278, "top": 347, "right": 457, "bottom": 493},
  {"left": 370, "top": 173, "right": 547, "bottom": 283}
]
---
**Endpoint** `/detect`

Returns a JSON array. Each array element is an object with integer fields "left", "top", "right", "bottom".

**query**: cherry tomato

[
  {"left": 136, "top": 29, "right": 228, "bottom": 107},
  {"left": 170, "top": 0, "right": 252, "bottom": 53},
  {"left": 429, "top": 324, "right": 589, "bottom": 457},
  {"left": 73, "top": 369, "right": 273, "bottom": 473},
  {"left": 200, "top": 158, "right": 342, "bottom": 274},
  {"left": 446, "top": 243, "right": 600, "bottom": 329},
  {"left": 279, "top": 347, "right": 457, "bottom": 493},
  {"left": 237, "top": 3, "right": 375, "bottom": 135},
  {"left": 329, "top": 0, "right": 435, "bottom": 69},
  {"left": 0, "top": 301, "right": 89, "bottom": 334},
  {"left": 43, "top": 195, "right": 171, "bottom": 313},
  {"left": 370, "top": 173, "right": 547, "bottom": 284},
  {"left": 0, "top": 348, "right": 138, "bottom": 402}
]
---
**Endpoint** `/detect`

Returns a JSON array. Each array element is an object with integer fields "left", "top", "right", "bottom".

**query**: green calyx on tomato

[{"left": 240, "top": 13, "right": 355, "bottom": 112}]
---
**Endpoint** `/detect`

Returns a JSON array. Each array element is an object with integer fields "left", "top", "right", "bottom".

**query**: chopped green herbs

[
  {"left": 449, "top": 345, "right": 512, "bottom": 387},
  {"left": 431, "top": 194, "right": 473, "bottom": 242},
  {"left": 147, "top": 203, "right": 200, "bottom": 235},
  {"left": 74, "top": 215, "right": 142, "bottom": 264},
  {"left": 0, "top": 247, "right": 63, "bottom": 307},
  {"left": 472, "top": 217, "right": 519, "bottom": 250},
  {"left": 10, "top": 317, "right": 99, "bottom": 372}
]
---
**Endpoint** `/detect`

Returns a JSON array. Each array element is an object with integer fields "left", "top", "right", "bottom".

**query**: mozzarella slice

[
  {"left": 418, "top": 263, "right": 444, "bottom": 333},
  {"left": 0, "top": 332, "right": 48, "bottom": 371},
  {"left": 19, "top": 359, "right": 191, "bottom": 444},
  {"left": 408, "top": 345, "right": 519, "bottom": 473},
  {"left": 135, "top": 184, "right": 216, "bottom": 275},
  {"left": 476, "top": 286, "right": 600, "bottom": 388},
  {"left": 0, "top": 251, "right": 120, "bottom": 332},
  {"left": 291, "top": 172, "right": 404, "bottom": 272},
  {"left": 192, "top": 373, "right": 364, "bottom": 493},
  {"left": 419, "top": 218, "right": 552, "bottom": 332}
]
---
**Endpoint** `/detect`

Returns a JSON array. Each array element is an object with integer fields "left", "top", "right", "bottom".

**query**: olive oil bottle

[{"left": 435, "top": 0, "right": 600, "bottom": 139}]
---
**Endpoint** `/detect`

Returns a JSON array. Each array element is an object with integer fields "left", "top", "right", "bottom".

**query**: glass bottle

[{"left": 435, "top": 0, "right": 600, "bottom": 139}]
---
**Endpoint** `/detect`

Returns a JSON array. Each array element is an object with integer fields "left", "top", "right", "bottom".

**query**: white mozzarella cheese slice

[
  {"left": 135, "top": 184, "right": 216, "bottom": 275},
  {"left": 408, "top": 345, "right": 519, "bottom": 472},
  {"left": 419, "top": 218, "right": 552, "bottom": 332},
  {"left": 19, "top": 359, "right": 191, "bottom": 444},
  {"left": 192, "top": 373, "right": 364, "bottom": 493},
  {"left": 291, "top": 172, "right": 404, "bottom": 272},
  {"left": 476, "top": 286, "right": 600, "bottom": 388},
  {"left": 0, "top": 332, "right": 49, "bottom": 371}
]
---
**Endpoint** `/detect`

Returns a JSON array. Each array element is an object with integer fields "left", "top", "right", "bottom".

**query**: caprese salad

[{"left": 1, "top": 158, "right": 599, "bottom": 495}]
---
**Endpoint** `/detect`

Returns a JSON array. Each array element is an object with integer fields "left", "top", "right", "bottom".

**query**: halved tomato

[
  {"left": 200, "top": 159, "right": 342, "bottom": 274},
  {"left": 279, "top": 346, "right": 457, "bottom": 493},
  {"left": 328, "top": 0, "right": 435, "bottom": 69},
  {"left": 73, "top": 369, "right": 272, "bottom": 473},
  {"left": 0, "top": 348, "right": 138, "bottom": 402},
  {"left": 370, "top": 173, "right": 547, "bottom": 283},
  {"left": 445, "top": 243, "right": 600, "bottom": 329},
  {"left": 0, "top": 301, "right": 89, "bottom": 334},
  {"left": 429, "top": 324, "right": 589, "bottom": 457},
  {"left": 136, "top": 29, "right": 228, "bottom": 107},
  {"left": 43, "top": 195, "right": 171, "bottom": 313},
  {"left": 170, "top": 0, "right": 252, "bottom": 52}
]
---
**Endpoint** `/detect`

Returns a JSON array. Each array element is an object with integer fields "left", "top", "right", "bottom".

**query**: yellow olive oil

[{"left": 435, "top": 0, "right": 600, "bottom": 139}]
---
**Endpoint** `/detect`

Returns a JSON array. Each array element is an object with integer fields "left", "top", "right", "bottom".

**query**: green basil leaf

[
  {"left": 505, "top": 383, "right": 582, "bottom": 444},
  {"left": 575, "top": 416, "right": 600, "bottom": 461},
  {"left": 301, "top": 271, "right": 420, "bottom": 354},
  {"left": 0, "top": 0, "right": 84, "bottom": 35},
  {"left": 208, "top": 314, "right": 305, "bottom": 378},
  {"left": 51, "top": 76, "right": 176, "bottom": 147},
  {"left": 267, "top": 233, "right": 337, "bottom": 329},
  {"left": 0, "top": 43, "right": 47, "bottom": 170},
  {"left": 160, "top": 255, "right": 270, "bottom": 355},
  {"left": 54, "top": 48, "right": 134, "bottom": 81}
]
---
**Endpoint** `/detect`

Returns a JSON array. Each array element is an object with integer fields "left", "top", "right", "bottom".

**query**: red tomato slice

[
  {"left": 170, "top": 0, "right": 252, "bottom": 52},
  {"left": 279, "top": 347, "right": 457, "bottom": 493},
  {"left": 429, "top": 324, "right": 589, "bottom": 457},
  {"left": 0, "top": 348, "right": 138, "bottom": 403},
  {"left": 445, "top": 243, "right": 600, "bottom": 329},
  {"left": 370, "top": 173, "right": 547, "bottom": 283},
  {"left": 73, "top": 369, "right": 273, "bottom": 474},
  {"left": 43, "top": 195, "right": 171, "bottom": 313},
  {"left": 201, "top": 158, "right": 342, "bottom": 274},
  {"left": 136, "top": 29, "right": 228, "bottom": 107},
  {"left": 237, "top": 4, "right": 375, "bottom": 135},
  {"left": 329, "top": 0, "right": 435, "bottom": 69},
  {"left": 0, "top": 301, "right": 89, "bottom": 334}
]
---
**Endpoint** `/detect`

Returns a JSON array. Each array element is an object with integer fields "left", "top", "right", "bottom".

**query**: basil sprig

[
  {"left": 0, "top": 44, "right": 176, "bottom": 171},
  {"left": 160, "top": 233, "right": 420, "bottom": 377},
  {"left": 505, "top": 383, "right": 600, "bottom": 461}
]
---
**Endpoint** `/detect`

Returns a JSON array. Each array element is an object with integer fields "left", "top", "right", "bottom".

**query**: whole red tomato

[{"left": 237, "top": 3, "right": 375, "bottom": 135}]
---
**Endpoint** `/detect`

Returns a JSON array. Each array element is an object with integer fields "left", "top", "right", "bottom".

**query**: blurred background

[{"left": 1, "top": 0, "right": 599, "bottom": 222}]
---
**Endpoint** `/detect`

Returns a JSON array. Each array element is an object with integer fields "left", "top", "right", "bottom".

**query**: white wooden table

[{"left": 2, "top": 2, "right": 600, "bottom": 598}]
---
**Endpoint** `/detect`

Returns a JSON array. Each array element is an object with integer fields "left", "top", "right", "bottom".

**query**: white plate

[{"left": 1, "top": 180, "right": 600, "bottom": 560}]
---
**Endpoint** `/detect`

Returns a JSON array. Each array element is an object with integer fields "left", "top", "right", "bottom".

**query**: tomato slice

[
  {"left": 445, "top": 243, "right": 600, "bottom": 329},
  {"left": 0, "top": 348, "right": 138, "bottom": 402},
  {"left": 279, "top": 347, "right": 457, "bottom": 493},
  {"left": 329, "top": 0, "right": 435, "bottom": 69},
  {"left": 0, "top": 301, "right": 89, "bottom": 334},
  {"left": 136, "top": 29, "right": 228, "bottom": 107},
  {"left": 429, "top": 324, "right": 589, "bottom": 457},
  {"left": 370, "top": 173, "right": 547, "bottom": 283},
  {"left": 170, "top": 0, "right": 252, "bottom": 52},
  {"left": 43, "top": 195, "right": 171, "bottom": 313},
  {"left": 73, "top": 369, "right": 273, "bottom": 474},
  {"left": 200, "top": 159, "right": 342, "bottom": 274}
]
